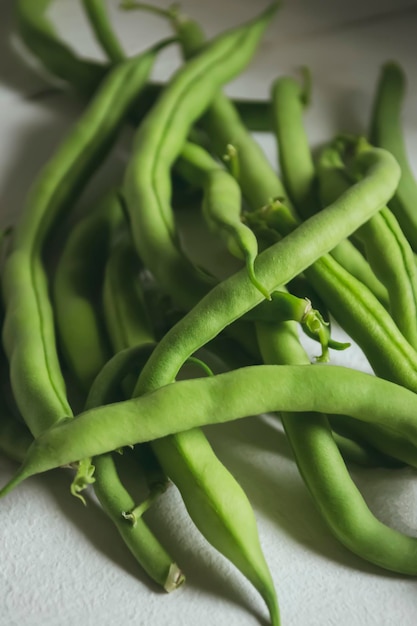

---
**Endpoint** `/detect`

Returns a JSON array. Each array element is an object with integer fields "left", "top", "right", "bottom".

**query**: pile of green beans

[{"left": 2, "top": 1, "right": 417, "bottom": 625}]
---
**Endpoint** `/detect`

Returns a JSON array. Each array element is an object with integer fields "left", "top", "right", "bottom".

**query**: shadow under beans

[
  {"left": 203, "top": 415, "right": 412, "bottom": 580},
  {"left": 141, "top": 482, "right": 272, "bottom": 626}
]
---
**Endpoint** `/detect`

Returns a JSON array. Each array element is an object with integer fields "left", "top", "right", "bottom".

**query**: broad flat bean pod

[{"left": 2, "top": 40, "right": 167, "bottom": 437}]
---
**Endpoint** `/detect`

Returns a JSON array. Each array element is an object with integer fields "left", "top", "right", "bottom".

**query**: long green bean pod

[
  {"left": 7, "top": 362, "right": 417, "bottom": 489},
  {"left": 16, "top": 0, "right": 106, "bottom": 95},
  {"left": 370, "top": 61, "right": 417, "bottom": 251},
  {"left": 176, "top": 141, "right": 269, "bottom": 298},
  {"left": 53, "top": 214, "right": 183, "bottom": 591},
  {"left": 123, "top": 4, "right": 279, "bottom": 310},
  {"left": 2, "top": 41, "right": 167, "bottom": 438},
  {"left": 167, "top": 5, "right": 291, "bottom": 212},
  {"left": 102, "top": 227, "right": 280, "bottom": 626},
  {"left": 81, "top": 0, "right": 126, "bottom": 62},
  {"left": 83, "top": 344, "right": 183, "bottom": 592},
  {"left": 255, "top": 319, "right": 417, "bottom": 574},
  {"left": 271, "top": 73, "right": 388, "bottom": 306},
  {"left": 318, "top": 138, "right": 417, "bottom": 349},
  {"left": 53, "top": 192, "right": 124, "bottom": 393},
  {"left": 132, "top": 146, "right": 400, "bottom": 398}
]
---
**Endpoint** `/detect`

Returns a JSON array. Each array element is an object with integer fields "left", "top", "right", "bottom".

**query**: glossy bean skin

[
  {"left": 255, "top": 319, "right": 417, "bottom": 573},
  {"left": 1, "top": 44, "right": 162, "bottom": 437},
  {"left": 370, "top": 62, "right": 417, "bottom": 251}
]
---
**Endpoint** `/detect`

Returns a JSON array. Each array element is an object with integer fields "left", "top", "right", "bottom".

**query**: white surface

[{"left": 1, "top": 1, "right": 417, "bottom": 625}]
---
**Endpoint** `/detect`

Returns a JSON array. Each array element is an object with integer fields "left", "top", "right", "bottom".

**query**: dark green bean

[
  {"left": 16, "top": 0, "right": 107, "bottom": 96},
  {"left": 271, "top": 73, "right": 388, "bottom": 307}
]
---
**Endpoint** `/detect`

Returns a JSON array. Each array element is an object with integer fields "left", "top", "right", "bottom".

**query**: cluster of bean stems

[{"left": 1, "top": 1, "right": 417, "bottom": 625}]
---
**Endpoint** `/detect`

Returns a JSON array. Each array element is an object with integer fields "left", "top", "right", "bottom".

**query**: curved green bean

[
  {"left": 271, "top": 73, "right": 388, "bottom": 307},
  {"left": 2, "top": 41, "right": 165, "bottom": 437},
  {"left": 101, "top": 223, "right": 280, "bottom": 626},
  {"left": 6, "top": 363, "right": 417, "bottom": 495},
  {"left": 318, "top": 138, "right": 417, "bottom": 349},
  {"left": 16, "top": 0, "right": 107, "bottom": 95},
  {"left": 176, "top": 141, "right": 269, "bottom": 298},
  {"left": 53, "top": 192, "right": 124, "bottom": 393},
  {"left": 81, "top": 0, "right": 126, "bottom": 62},
  {"left": 123, "top": 4, "right": 279, "bottom": 309},
  {"left": 255, "top": 319, "right": 415, "bottom": 573}
]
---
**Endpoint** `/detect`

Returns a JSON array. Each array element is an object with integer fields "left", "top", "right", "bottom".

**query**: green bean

[
  {"left": 167, "top": 5, "right": 291, "bottom": 212},
  {"left": 16, "top": 0, "right": 107, "bottom": 95},
  {"left": 370, "top": 61, "right": 417, "bottom": 251},
  {"left": 53, "top": 214, "right": 183, "bottom": 590},
  {"left": 123, "top": 4, "right": 278, "bottom": 310},
  {"left": 271, "top": 70, "right": 316, "bottom": 217},
  {"left": 7, "top": 362, "right": 417, "bottom": 492},
  {"left": 331, "top": 431, "right": 402, "bottom": 469},
  {"left": 0, "top": 407, "right": 33, "bottom": 465},
  {"left": 81, "top": 0, "right": 126, "bottom": 63},
  {"left": 132, "top": 146, "right": 399, "bottom": 399},
  {"left": 176, "top": 141, "right": 269, "bottom": 298},
  {"left": 254, "top": 319, "right": 417, "bottom": 573},
  {"left": 318, "top": 137, "right": 417, "bottom": 349},
  {"left": 16, "top": 0, "right": 272, "bottom": 132},
  {"left": 83, "top": 343, "right": 183, "bottom": 591},
  {"left": 101, "top": 220, "right": 280, "bottom": 626},
  {"left": 329, "top": 414, "right": 412, "bottom": 469},
  {"left": 271, "top": 73, "right": 388, "bottom": 307},
  {"left": 1, "top": 41, "right": 166, "bottom": 438},
  {"left": 53, "top": 192, "right": 124, "bottom": 393},
  {"left": 102, "top": 234, "right": 154, "bottom": 353}
]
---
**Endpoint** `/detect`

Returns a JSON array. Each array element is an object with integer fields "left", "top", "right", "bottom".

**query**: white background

[{"left": 1, "top": 1, "right": 417, "bottom": 625}]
